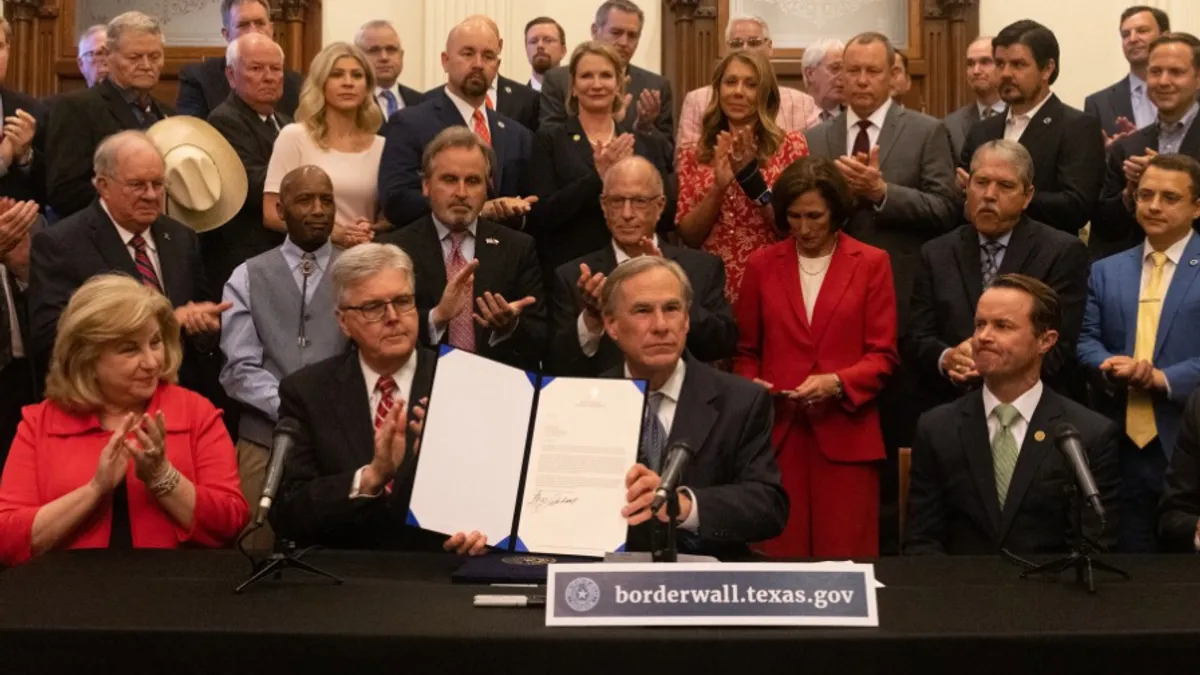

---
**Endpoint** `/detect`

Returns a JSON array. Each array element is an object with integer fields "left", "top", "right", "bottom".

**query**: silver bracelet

[{"left": 148, "top": 465, "right": 182, "bottom": 497}]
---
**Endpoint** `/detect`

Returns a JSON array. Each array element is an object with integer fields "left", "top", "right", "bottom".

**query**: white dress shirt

[
  {"left": 576, "top": 236, "right": 660, "bottom": 355},
  {"left": 445, "top": 86, "right": 489, "bottom": 129},
  {"left": 623, "top": 358, "right": 699, "bottom": 532},
  {"left": 1004, "top": 91, "right": 1053, "bottom": 142},
  {"left": 529, "top": 78, "right": 543, "bottom": 92},
  {"left": 350, "top": 351, "right": 419, "bottom": 498},
  {"left": 982, "top": 379, "right": 1044, "bottom": 452},
  {"left": 258, "top": 112, "right": 281, "bottom": 131},
  {"left": 0, "top": 263, "right": 25, "bottom": 359},
  {"left": 798, "top": 250, "right": 833, "bottom": 321},
  {"left": 100, "top": 199, "right": 163, "bottom": 283},
  {"left": 977, "top": 100, "right": 1006, "bottom": 118},
  {"left": 844, "top": 98, "right": 893, "bottom": 155}
]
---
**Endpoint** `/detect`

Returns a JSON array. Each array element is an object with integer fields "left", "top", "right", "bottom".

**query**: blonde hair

[
  {"left": 295, "top": 42, "right": 383, "bottom": 148},
  {"left": 698, "top": 50, "right": 783, "bottom": 164},
  {"left": 45, "top": 275, "right": 182, "bottom": 414},
  {"left": 566, "top": 41, "right": 627, "bottom": 116}
]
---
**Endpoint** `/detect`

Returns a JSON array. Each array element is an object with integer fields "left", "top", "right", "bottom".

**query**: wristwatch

[{"left": 16, "top": 147, "right": 33, "bottom": 167}]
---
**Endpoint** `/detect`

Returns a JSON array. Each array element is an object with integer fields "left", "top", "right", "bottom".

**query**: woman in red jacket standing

[
  {"left": 735, "top": 157, "right": 898, "bottom": 558},
  {"left": 0, "top": 275, "right": 248, "bottom": 566}
]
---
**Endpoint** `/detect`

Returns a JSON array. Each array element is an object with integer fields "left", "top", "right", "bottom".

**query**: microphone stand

[
  {"left": 651, "top": 490, "right": 681, "bottom": 563},
  {"left": 1009, "top": 483, "right": 1129, "bottom": 593},
  {"left": 234, "top": 525, "right": 343, "bottom": 594}
]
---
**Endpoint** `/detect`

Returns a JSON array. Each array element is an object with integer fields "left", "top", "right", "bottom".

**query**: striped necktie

[
  {"left": 129, "top": 234, "right": 163, "bottom": 293},
  {"left": 992, "top": 403, "right": 1021, "bottom": 509}
]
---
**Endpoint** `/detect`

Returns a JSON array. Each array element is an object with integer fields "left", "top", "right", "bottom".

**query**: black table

[{"left": 1, "top": 550, "right": 1198, "bottom": 674}]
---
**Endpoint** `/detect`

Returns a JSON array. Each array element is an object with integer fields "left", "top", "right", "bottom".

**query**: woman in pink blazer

[
  {"left": 735, "top": 156, "right": 898, "bottom": 558},
  {"left": 0, "top": 276, "right": 248, "bottom": 566}
]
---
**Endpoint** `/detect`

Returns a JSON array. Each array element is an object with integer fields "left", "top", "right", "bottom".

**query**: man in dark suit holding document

[{"left": 605, "top": 256, "right": 788, "bottom": 559}]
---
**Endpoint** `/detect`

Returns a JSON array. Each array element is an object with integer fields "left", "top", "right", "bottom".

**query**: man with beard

[
  {"left": 960, "top": 19, "right": 1105, "bottom": 236},
  {"left": 378, "top": 18, "right": 534, "bottom": 228},
  {"left": 1085, "top": 6, "right": 1170, "bottom": 142},
  {"left": 944, "top": 36, "right": 1005, "bottom": 160},
  {"left": 355, "top": 20, "right": 424, "bottom": 121},
  {"left": 525, "top": 17, "right": 566, "bottom": 92},
  {"left": 219, "top": 166, "right": 348, "bottom": 549}
]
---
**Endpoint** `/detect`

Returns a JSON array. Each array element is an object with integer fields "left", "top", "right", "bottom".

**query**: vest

[{"left": 239, "top": 247, "right": 348, "bottom": 446}]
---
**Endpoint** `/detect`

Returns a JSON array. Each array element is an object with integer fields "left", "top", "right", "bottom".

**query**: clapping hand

[
  {"left": 124, "top": 411, "right": 170, "bottom": 484},
  {"left": 90, "top": 413, "right": 137, "bottom": 495},
  {"left": 2, "top": 109, "right": 37, "bottom": 160},
  {"left": 481, "top": 196, "right": 538, "bottom": 221},
  {"left": 593, "top": 133, "right": 635, "bottom": 179},
  {"left": 577, "top": 262, "right": 606, "bottom": 328},
  {"left": 638, "top": 236, "right": 663, "bottom": 257},
  {"left": 432, "top": 259, "right": 479, "bottom": 327},
  {"left": 331, "top": 220, "right": 373, "bottom": 248},
  {"left": 634, "top": 89, "right": 662, "bottom": 131},
  {"left": 835, "top": 146, "right": 887, "bottom": 203},
  {"left": 942, "top": 339, "right": 980, "bottom": 385},
  {"left": 474, "top": 292, "right": 536, "bottom": 334},
  {"left": 1123, "top": 149, "right": 1158, "bottom": 191},
  {"left": 175, "top": 301, "right": 232, "bottom": 336},
  {"left": 1104, "top": 116, "right": 1138, "bottom": 149},
  {"left": 0, "top": 198, "right": 38, "bottom": 259},
  {"left": 360, "top": 398, "right": 426, "bottom": 495}
]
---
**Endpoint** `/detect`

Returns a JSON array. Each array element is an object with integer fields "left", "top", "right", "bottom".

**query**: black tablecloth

[{"left": 2, "top": 550, "right": 1199, "bottom": 674}]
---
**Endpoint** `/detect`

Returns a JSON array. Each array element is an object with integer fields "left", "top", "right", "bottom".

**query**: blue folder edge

[
  {"left": 495, "top": 535, "right": 529, "bottom": 553},
  {"left": 438, "top": 344, "right": 455, "bottom": 357}
]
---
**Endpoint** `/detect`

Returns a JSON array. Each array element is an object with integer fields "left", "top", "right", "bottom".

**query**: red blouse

[
  {"left": 0, "top": 383, "right": 249, "bottom": 566},
  {"left": 676, "top": 130, "right": 810, "bottom": 304}
]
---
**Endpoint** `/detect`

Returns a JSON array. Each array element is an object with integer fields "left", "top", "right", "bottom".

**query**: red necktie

[
  {"left": 374, "top": 375, "right": 398, "bottom": 495},
  {"left": 486, "top": 93, "right": 495, "bottom": 110},
  {"left": 129, "top": 234, "right": 163, "bottom": 294},
  {"left": 852, "top": 119, "right": 872, "bottom": 157},
  {"left": 472, "top": 108, "right": 492, "bottom": 147},
  {"left": 444, "top": 231, "right": 477, "bottom": 351}
]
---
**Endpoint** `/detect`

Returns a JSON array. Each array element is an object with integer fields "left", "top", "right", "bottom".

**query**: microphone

[
  {"left": 256, "top": 418, "right": 303, "bottom": 527},
  {"left": 650, "top": 442, "right": 695, "bottom": 514},
  {"left": 1054, "top": 423, "right": 1106, "bottom": 525}
]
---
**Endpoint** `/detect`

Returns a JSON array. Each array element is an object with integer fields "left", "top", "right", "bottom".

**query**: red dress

[
  {"left": 734, "top": 233, "right": 898, "bottom": 558},
  {"left": 676, "top": 130, "right": 809, "bottom": 304},
  {"left": 0, "top": 383, "right": 249, "bottom": 566}
]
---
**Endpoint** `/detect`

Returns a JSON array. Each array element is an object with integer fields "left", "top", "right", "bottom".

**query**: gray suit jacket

[
  {"left": 806, "top": 104, "right": 959, "bottom": 334},
  {"left": 538, "top": 63, "right": 675, "bottom": 143},
  {"left": 944, "top": 102, "right": 999, "bottom": 162},
  {"left": 1084, "top": 77, "right": 1135, "bottom": 138}
]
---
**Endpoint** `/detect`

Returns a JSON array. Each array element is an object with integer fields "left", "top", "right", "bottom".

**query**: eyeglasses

[
  {"left": 727, "top": 38, "right": 768, "bottom": 50},
  {"left": 80, "top": 49, "right": 110, "bottom": 62},
  {"left": 364, "top": 45, "right": 402, "bottom": 57},
  {"left": 341, "top": 295, "right": 417, "bottom": 322},
  {"left": 601, "top": 195, "right": 663, "bottom": 210}
]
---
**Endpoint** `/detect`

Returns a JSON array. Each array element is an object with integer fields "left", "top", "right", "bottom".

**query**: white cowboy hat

[{"left": 146, "top": 117, "right": 248, "bottom": 233}]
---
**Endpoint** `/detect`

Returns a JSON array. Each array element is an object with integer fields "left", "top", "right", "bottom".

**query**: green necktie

[{"left": 992, "top": 403, "right": 1021, "bottom": 509}]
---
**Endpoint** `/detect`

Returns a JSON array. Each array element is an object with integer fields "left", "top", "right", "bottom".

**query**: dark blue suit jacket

[
  {"left": 377, "top": 89, "right": 532, "bottom": 228},
  {"left": 1078, "top": 234, "right": 1200, "bottom": 457}
]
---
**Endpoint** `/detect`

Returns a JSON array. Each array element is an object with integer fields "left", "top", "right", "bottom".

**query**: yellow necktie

[{"left": 1127, "top": 251, "right": 1168, "bottom": 447}]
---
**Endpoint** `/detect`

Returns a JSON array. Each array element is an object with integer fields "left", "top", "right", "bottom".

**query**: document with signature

[
  {"left": 409, "top": 347, "right": 645, "bottom": 557},
  {"left": 517, "top": 377, "right": 644, "bottom": 557}
]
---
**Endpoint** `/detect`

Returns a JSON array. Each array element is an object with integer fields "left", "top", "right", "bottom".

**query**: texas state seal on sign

[{"left": 564, "top": 577, "right": 601, "bottom": 613}]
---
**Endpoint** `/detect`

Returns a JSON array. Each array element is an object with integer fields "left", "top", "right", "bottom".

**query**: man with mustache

[
  {"left": 218, "top": 166, "right": 347, "bottom": 549},
  {"left": 960, "top": 20, "right": 1104, "bottom": 236},
  {"left": 1093, "top": 32, "right": 1200, "bottom": 260},
  {"left": 1085, "top": 6, "right": 1170, "bottom": 142},
  {"left": 1079, "top": 153, "right": 1200, "bottom": 552},
  {"left": 905, "top": 274, "right": 1119, "bottom": 555},
  {"left": 525, "top": 17, "right": 567, "bottom": 93},
  {"left": 944, "top": 36, "right": 1005, "bottom": 160},
  {"left": 905, "top": 139, "right": 1089, "bottom": 414}
]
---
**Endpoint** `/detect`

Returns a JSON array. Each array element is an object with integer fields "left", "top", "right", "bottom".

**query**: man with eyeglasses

[
  {"left": 354, "top": 20, "right": 423, "bottom": 122},
  {"left": 382, "top": 126, "right": 546, "bottom": 371},
  {"left": 78, "top": 25, "right": 110, "bottom": 88},
  {"left": 269, "top": 241, "right": 487, "bottom": 555},
  {"left": 46, "top": 11, "right": 175, "bottom": 219},
  {"left": 675, "top": 15, "right": 821, "bottom": 148},
  {"left": 218, "top": 165, "right": 347, "bottom": 549},
  {"left": 29, "top": 130, "right": 228, "bottom": 387},
  {"left": 525, "top": 17, "right": 567, "bottom": 92},
  {"left": 548, "top": 156, "right": 734, "bottom": 376},
  {"left": 802, "top": 38, "right": 846, "bottom": 122}
]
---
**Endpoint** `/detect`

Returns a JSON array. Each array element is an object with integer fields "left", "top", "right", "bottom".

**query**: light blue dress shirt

[
  {"left": 979, "top": 230, "right": 1014, "bottom": 273},
  {"left": 1129, "top": 73, "right": 1159, "bottom": 130}
]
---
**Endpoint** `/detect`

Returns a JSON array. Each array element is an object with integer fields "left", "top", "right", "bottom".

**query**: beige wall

[{"left": 322, "top": 0, "right": 662, "bottom": 93}]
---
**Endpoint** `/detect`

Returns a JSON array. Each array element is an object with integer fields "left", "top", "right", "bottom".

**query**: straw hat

[{"left": 146, "top": 117, "right": 248, "bottom": 232}]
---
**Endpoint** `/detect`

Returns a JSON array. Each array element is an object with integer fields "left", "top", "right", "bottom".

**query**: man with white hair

[
  {"left": 46, "top": 11, "right": 175, "bottom": 218},
  {"left": 176, "top": 0, "right": 303, "bottom": 119},
  {"left": 270, "top": 242, "right": 488, "bottom": 555},
  {"left": 77, "top": 24, "right": 110, "bottom": 88},
  {"left": 204, "top": 32, "right": 291, "bottom": 292},
  {"left": 354, "top": 19, "right": 424, "bottom": 120},
  {"left": 802, "top": 38, "right": 846, "bottom": 122},
  {"left": 676, "top": 15, "right": 820, "bottom": 147}
]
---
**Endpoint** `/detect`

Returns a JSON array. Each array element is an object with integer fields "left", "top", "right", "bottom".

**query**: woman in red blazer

[
  {"left": 0, "top": 276, "right": 248, "bottom": 566},
  {"left": 735, "top": 157, "right": 898, "bottom": 558}
]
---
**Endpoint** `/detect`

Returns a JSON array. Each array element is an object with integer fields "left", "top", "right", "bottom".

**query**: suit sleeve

[
  {"left": 1041, "top": 238, "right": 1090, "bottom": 385},
  {"left": 526, "top": 129, "right": 604, "bottom": 239},
  {"left": 27, "top": 228, "right": 79, "bottom": 365},
  {"left": 903, "top": 415, "right": 948, "bottom": 555},
  {"left": 1091, "top": 139, "right": 1140, "bottom": 255},
  {"left": 1083, "top": 94, "right": 1102, "bottom": 134},
  {"left": 538, "top": 72, "right": 567, "bottom": 128},
  {"left": 1084, "top": 419, "right": 1121, "bottom": 552},
  {"left": 732, "top": 250, "right": 765, "bottom": 381},
  {"left": 208, "top": 111, "right": 270, "bottom": 206},
  {"left": 378, "top": 114, "right": 431, "bottom": 227},
  {"left": 656, "top": 79, "right": 676, "bottom": 141},
  {"left": 175, "top": 65, "right": 210, "bottom": 118},
  {"left": 685, "top": 254, "right": 737, "bottom": 362},
  {"left": 903, "top": 244, "right": 951, "bottom": 389},
  {"left": 837, "top": 252, "right": 898, "bottom": 411},
  {"left": 877, "top": 121, "right": 959, "bottom": 236},
  {"left": 1159, "top": 391, "right": 1200, "bottom": 551},
  {"left": 172, "top": 394, "right": 250, "bottom": 547},
  {"left": 1030, "top": 114, "right": 1106, "bottom": 233},
  {"left": 1076, "top": 266, "right": 1117, "bottom": 371},
  {"left": 691, "top": 387, "right": 788, "bottom": 545},
  {"left": 489, "top": 238, "right": 548, "bottom": 371},
  {"left": 45, "top": 95, "right": 98, "bottom": 218}
]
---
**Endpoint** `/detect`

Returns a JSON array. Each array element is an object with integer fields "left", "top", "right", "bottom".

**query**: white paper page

[
  {"left": 517, "top": 377, "right": 644, "bottom": 557},
  {"left": 408, "top": 349, "right": 535, "bottom": 543}
]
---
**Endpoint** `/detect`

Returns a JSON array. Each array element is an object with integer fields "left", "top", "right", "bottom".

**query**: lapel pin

[
  {"left": 162, "top": 232, "right": 171, "bottom": 241},
  {"left": 486, "top": 237, "right": 499, "bottom": 245},
  {"left": 1043, "top": 117, "right": 1051, "bottom": 125},
  {"left": 1034, "top": 430, "right": 1046, "bottom": 442},
  {"left": 572, "top": 133, "right": 581, "bottom": 142},
  {"left": 504, "top": 85, "right": 512, "bottom": 94},
  {"left": 497, "top": 120, "right": 506, "bottom": 129},
  {"left": 1190, "top": 259, "right": 1198, "bottom": 267}
]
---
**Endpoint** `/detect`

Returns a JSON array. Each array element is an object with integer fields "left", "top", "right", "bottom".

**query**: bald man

[
  {"left": 378, "top": 19, "right": 534, "bottom": 228},
  {"left": 548, "top": 157, "right": 736, "bottom": 376},
  {"left": 220, "top": 165, "right": 348, "bottom": 549}
]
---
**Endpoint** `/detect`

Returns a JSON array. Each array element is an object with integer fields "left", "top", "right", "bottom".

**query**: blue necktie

[
  {"left": 641, "top": 392, "right": 666, "bottom": 471},
  {"left": 380, "top": 90, "right": 398, "bottom": 118}
]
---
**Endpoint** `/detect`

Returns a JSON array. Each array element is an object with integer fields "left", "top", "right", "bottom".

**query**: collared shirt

[
  {"left": 219, "top": 238, "right": 335, "bottom": 420},
  {"left": 258, "top": 112, "right": 281, "bottom": 131},
  {"left": 1004, "top": 91, "right": 1053, "bottom": 142},
  {"left": 982, "top": 379, "right": 1044, "bottom": 452},
  {"left": 979, "top": 229, "right": 1014, "bottom": 272},
  {"left": 350, "top": 350, "right": 419, "bottom": 499},
  {"left": 1138, "top": 231, "right": 1192, "bottom": 397},
  {"left": 576, "top": 236, "right": 661, "bottom": 355},
  {"left": 529, "top": 78, "right": 543, "bottom": 92},
  {"left": 1158, "top": 102, "right": 1200, "bottom": 155},
  {"left": 444, "top": 86, "right": 488, "bottom": 129},
  {"left": 100, "top": 199, "right": 163, "bottom": 282},
  {"left": 1129, "top": 72, "right": 1158, "bottom": 130},
  {"left": 109, "top": 78, "right": 160, "bottom": 128},
  {"left": 623, "top": 358, "right": 698, "bottom": 532},
  {"left": 844, "top": 98, "right": 893, "bottom": 155},
  {"left": 373, "top": 85, "right": 407, "bottom": 118},
  {"left": 488, "top": 79, "right": 498, "bottom": 109},
  {"left": 427, "top": 217, "right": 514, "bottom": 348},
  {"left": 0, "top": 263, "right": 25, "bottom": 359},
  {"left": 977, "top": 100, "right": 1006, "bottom": 119}
]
